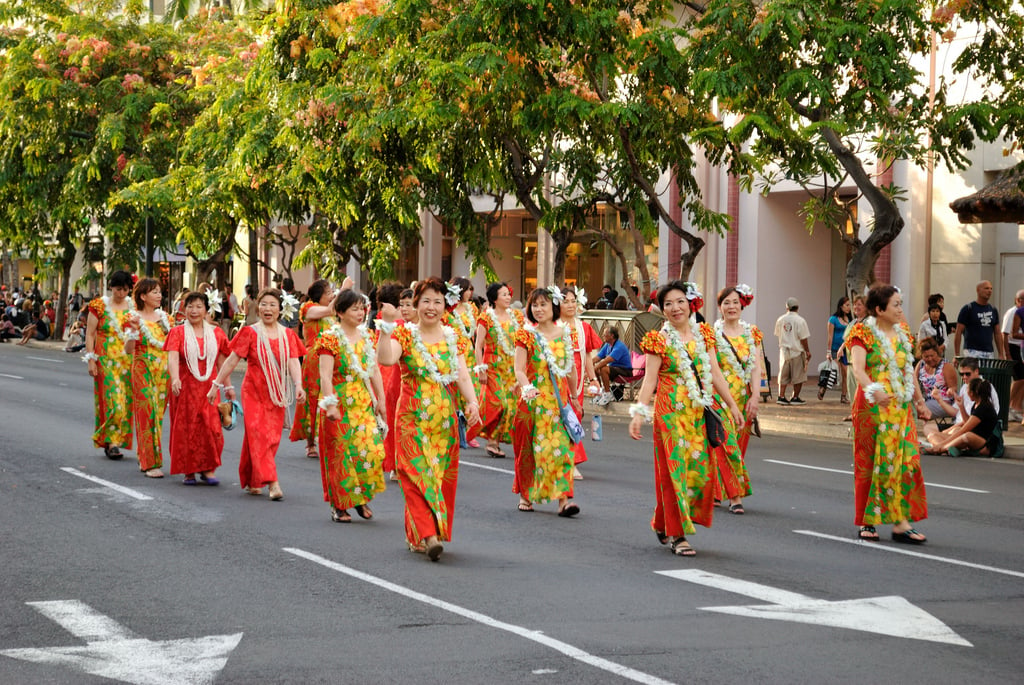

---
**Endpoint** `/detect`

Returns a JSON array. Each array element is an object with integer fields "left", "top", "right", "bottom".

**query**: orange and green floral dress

[
  {"left": 447, "top": 302, "right": 482, "bottom": 414},
  {"left": 290, "top": 301, "right": 336, "bottom": 444},
  {"left": 512, "top": 326, "right": 576, "bottom": 505},
  {"left": 315, "top": 328, "right": 386, "bottom": 513},
  {"left": 478, "top": 308, "right": 524, "bottom": 443},
  {"left": 87, "top": 297, "right": 134, "bottom": 450},
  {"left": 131, "top": 313, "right": 170, "bottom": 471},
  {"left": 712, "top": 321, "right": 761, "bottom": 500},
  {"left": 847, "top": 319, "right": 927, "bottom": 527},
  {"left": 393, "top": 323, "right": 470, "bottom": 547},
  {"left": 639, "top": 323, "right": 721, "bottom": 537}
]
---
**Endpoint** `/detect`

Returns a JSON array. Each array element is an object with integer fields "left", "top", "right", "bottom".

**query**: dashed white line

[
  {"left": 764, "top": 459, "right": 990, "bottom": 493},
  {"left": 284, "top": 547, "right": 676, "bottom": 685},
  {"left": 27, "top": 356, "right": 65, "bottom": 364},
  {"left": 794, "top": 530, "right": 1024, "bottom": 579},
  {"left": 0, "top": 373, "right": 24, "bottom": 380},
  {"left": 461, "top": 460, "right": 515, "bottom": 475},
  {"left": 61, "top": 467, "right": 153, "bottom": 501}
]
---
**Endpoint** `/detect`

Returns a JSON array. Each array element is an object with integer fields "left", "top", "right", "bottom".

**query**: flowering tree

[{"left": 685, "top": 0, "right": 1006, "bottom": 295}]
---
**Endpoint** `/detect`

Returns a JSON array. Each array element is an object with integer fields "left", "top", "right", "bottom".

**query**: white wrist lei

[
  {"left": 473, "top": 364, "right": 489, "bottom": 374},
  {"left": 82, "top": 351, "right": 99, "bottom": 363},
  {"left": 377, "top": 320, "right": 397, "bottom": 335},
  {"left": 520, "top": 384, "right": 537, "bottom": 400},
  {"left": 863, "top": 382, "right": 885, "bottom": 405},
  {"left": 318, "top": 394, "right": 340, "bottom": 410},
  {"left": 629, "top": 403, "right": 654, "bottom": 422}
]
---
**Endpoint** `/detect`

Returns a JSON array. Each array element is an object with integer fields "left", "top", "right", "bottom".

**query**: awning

[{"left": 950, "top": 170, "right": 1024, "bottom": 224}]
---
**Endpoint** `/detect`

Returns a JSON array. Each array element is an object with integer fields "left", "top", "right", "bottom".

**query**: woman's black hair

[
  {"left": 183, "top": 292, "right": 210, "bottom": 310},
  {"left": 927, "top": 293, "right": 944, "bottom": 308},
  {"left": 108, "top": 270, "right": 133, "bottom": 289},
  {"left": 308, "top": 279, "right": 330, "bottom": 304},
  {"left": 656, "top": 280, "right": 690, "bottom": 311},
  {"left": 866, "top": 285, "right": 899, "bottom": 316},
  {"left": 333, "top": 288, "right": 365, "bottom": 315},
  {"left": 486, "top": 282, "right": 509, "bottom": 307},
  {"left": 833, "top": 296, "right": 850, "bottom": 319},
  {"left": 400, "top": 288, "right": 414, "bottom": 301},
  {"left": 524, "top": 288, "right": 561, "bottom": 324},
  {"left": 376, "top": 282, "right": 403, "bottom": 308},
  {"left": 969, "top": 377, "right": 993, "bottom": 409},
  {"left": 450, "top": 277, "right": 473, "bottom": 302}
]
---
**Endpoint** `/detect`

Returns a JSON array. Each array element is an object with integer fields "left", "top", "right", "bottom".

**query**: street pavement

[{"left": 2, "top": 341, "right": 1024, "bottom": 684}]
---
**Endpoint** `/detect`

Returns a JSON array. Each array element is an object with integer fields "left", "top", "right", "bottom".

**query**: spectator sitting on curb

[
  {"left": 923, "top": 378, "right": 1000, "bottom": 456},
  {"left": 923, "top": 357, "right": 1000, "bottom": 450},
  {"left": 16, "top": 311, "right": 49, "bottom": 346},
  {"left": 65, "top": 311, "right": 88, "bottom": 352}
]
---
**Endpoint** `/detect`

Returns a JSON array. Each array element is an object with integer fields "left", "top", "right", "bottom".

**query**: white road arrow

[
  {"left": 656, "top": 569, "right": 971, "bottom": 647},
  {"left": 1, "top": 600, "right": 243, "bottom": 685}
]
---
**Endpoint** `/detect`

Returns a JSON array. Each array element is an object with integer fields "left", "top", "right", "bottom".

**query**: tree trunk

[{"left": 54, "top": 225, "right": 77, "bottom": 340}]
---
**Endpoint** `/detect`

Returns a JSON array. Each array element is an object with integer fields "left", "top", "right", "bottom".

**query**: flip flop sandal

[
  {"left": 485, "top": 447, "right": 506, "bottom": 458},
  {"left": 199, "top": 474, "right": 219, "bottom": 486},
  {"left": 331, "top": 508, "right": 352, "bottom": 523},
  {"left": 728, "top": 503, "right": 745, "bottom": 515},
  {"left": 425, "top": 539, "right": 444, "bottom": 562},
  {"left": 354, "top": 504, "right": 373, "bottom": 520},
  {"left": 104, "top": 445, "right": 123, "bottom": 460},
  {"left": 858, "top": 525, "right": 880, "bottom": 541},
  {"left": 517, "top": 502, "right": 534, "bottom": 512},
  {"left": 557, "top": 502, "right": 580, "bottom": 518},
  {"left": 891, "top": 529, "right": 926, "bottom": 544},
  {"left": 182, "top": 477, "right": 198, "bottom": 486},
  {"left": 654, "top": 530, "right": 669, "bottom": 545},
  {"left": 671, "top": 538, "right": 696, "bottom": 557}
]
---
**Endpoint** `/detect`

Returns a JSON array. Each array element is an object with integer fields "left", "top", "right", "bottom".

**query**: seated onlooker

[
  {"left": 64, "top": 311, "right": 88, "bottom": 352},
  {"left": 927, "top": 357, "right": 999, "bottom": 434},
  {"left": 915, "top": 337, "right": 957, "bottom": 422},
  {"left": 593, "top": 326, "right": 631, "bottom": 406},
  {"left": 924, "top": 378, "right": 999, "bottom": 456},
  {"left": 17, "top": 312, "right": 49, "bottom": 345},
  {"left": 0, "top": 313, "right": 20, "bottom": 342},
  {"left": 918, "top": 303, "right": 947, "bottom": 358}
]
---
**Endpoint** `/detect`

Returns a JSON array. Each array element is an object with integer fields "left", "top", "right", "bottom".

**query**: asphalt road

[{"left": 2, "top": 343, "right": 1023, "bottom": 685}]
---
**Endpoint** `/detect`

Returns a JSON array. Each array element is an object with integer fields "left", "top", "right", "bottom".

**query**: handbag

[
  {"left": 218, "top": 400, "right": 243, "bottom": 431},
  {"left": 817, "top": 359, "right": 838, "bottom": 389},
  {"left": 541, "top": 333, "right": 585, "bottom": 444},
  {"left": 691, "top": 361, "right": 727, "bottom": 448}
]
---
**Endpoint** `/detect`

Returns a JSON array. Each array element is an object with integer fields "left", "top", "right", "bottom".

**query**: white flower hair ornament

[
  {"left": 445, "top": 283, "right": 462, "bottom": 307},
  {"left": 280, "top": 291, "right": 300, "bottom": 320},
  {"left": 547, "top": 285, "right": 564, "bottom": 306},
  {"left": 575, "top": 287, "right": 588, "bottom": 309},
  {"left": 207, "top": 289, "right": 223, "bottom": 315},
  {"left": 734, "top": 283, "right": 754, "bottom": 307}
]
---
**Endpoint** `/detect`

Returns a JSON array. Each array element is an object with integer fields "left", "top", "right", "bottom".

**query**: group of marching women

[{"left": 85, "top": 268, "right": 928, "bottom": 562}]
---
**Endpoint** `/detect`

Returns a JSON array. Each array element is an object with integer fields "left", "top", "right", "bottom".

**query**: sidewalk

[{"left": 595, "top": 387, "right": 1024, "bottom": 460}]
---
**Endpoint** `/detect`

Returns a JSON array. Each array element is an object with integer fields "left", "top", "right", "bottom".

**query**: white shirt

[
  {"left": 1001, "top": 306, "right": 1021, "bottom": 350},
  {"left": 955, "top": 378, "right": 1000, "bottom": 424},
  {"left": 775, "top": 310, "right": 809, "bottom": 359}
]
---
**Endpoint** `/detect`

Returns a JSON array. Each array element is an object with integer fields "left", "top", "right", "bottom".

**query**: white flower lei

[
  {"left": 103, "top": 296, "right": 137, "bottom": 342},
  {"left": 183, "top": 320, "right": 217, "bottom": 382},
  {"left": 490, "top": 309, "right": 519, "bottom": 357},
  {"left": 327, "top": 323, "right": 375, "bottom": 382},
  {"left": 408, "top": 322, "right": 459, "bottom": 385},
  {"left": 662, "top": 322, "right": 714, "bottom": 408},
  {"left": 530, "top": 323, "right": 575, "bottom": 379},
  {"left": 713, "top": 319, "right": 756, "bottom": 390},
  {"left": 137, "top": 309, "right": 170, "bottom": 350},
  {"left": 865, "top": 316, "right": 916, "bottom": 404},
  {"left": 449, "top": 304, "right": 474, "bottom": 340}
]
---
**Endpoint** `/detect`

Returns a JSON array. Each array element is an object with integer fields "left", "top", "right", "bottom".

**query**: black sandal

[
  {"left": 654, "top": 530, "right": 669, "bottom": 545},
  {"left": 892, "top": 528, "right": 926, "bottom": 544},
  {"left": 728, "top": 503, "right": 745, "bottom": 515},
  {"left": 331, "top": 508, "right": 351, "bottom": 523},
  {"left": 485, "top": 446, "right": 505, "bottom": 458},
  {"left": 354, "top": 504, "right": 373, "bottom": 520},
  {"left": 104, "top": 445, "right": 123, "bottom": 460},
  {"left": 858, "top": 525, "right": 879, "bottom": 541},
  {"left": 671, "top": 537, "right": 696, "bottom": 556}
]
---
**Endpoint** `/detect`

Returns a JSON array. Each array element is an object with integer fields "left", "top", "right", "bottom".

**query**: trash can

[{"left": 975, "top": 358, "right": 1014, "bottom": 429}]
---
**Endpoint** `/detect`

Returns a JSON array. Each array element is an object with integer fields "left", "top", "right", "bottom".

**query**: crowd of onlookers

[{"left": 0, "top": 284, "right": 87, "bottom": 347}]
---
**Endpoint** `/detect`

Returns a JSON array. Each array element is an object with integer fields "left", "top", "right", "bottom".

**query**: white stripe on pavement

[
  {"left": 60, "top": 467, "right": 153, "bottom": 501},
  {"left": 284, "top": 547, "right": 676, "bottom": 685},
  {"left": 794, "top": 530, "right": 1024, "bottom": 579},
  {"left": 461, "top": 460, "right": 515, "bottom": 475},
  {"left": 764, "top": 459, "right": 990, "bottom": 493},
  {"left": 27, "top": 356, "right": 65, "bottom": 364},
  {"left": 0, "top": 373, "right": 24, "bottom": 379}
]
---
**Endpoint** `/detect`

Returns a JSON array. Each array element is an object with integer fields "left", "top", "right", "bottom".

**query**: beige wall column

[{"left": 418, "top": 210, "right": 442, "bottom": 280}]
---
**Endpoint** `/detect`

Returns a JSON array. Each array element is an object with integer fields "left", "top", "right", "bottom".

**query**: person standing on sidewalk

[
  {"left": 774, "top": 297, "right": 811, "bottom": 405},
  {"left": 1003, "top": 290, "right": 1024, "bottom": 421},
  {"left": 954, "top": 280, "right": 1004, "bottom": 359}
]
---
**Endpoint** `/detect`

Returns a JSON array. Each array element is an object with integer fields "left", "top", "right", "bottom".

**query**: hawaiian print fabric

[
  {"left": 847, "top": 321, "right": 928, "bottom": 526},
  {"left": 290, "top": 301, "right": 336, "bottom": 443},
  {"left": 131, "top": 318, "right": 169, "bottom": 471},
  {"left": 447, "top": 302, "right": 482, "bottom": 413},
  {"left": 315, "top": 332, "right": 386, "bottom": 510},
  {"left": 639, "top": 324, "right": 720, "bottom": 537},
  {"left": 568, "top": 320, "right": 601, "bottom": 466},
  {"left": 87, "top": 298, "right": 134, "bottom": 449},
  {"left": 512, "top": 328, "right": 576, "bottom": 504},
  {"left": 478, "top": 308, "right": 524, "bottom": 443},
  {"left": 393, "top": 324, "right": 469, "bottom": 545},
  {"left": 713, "top": 325, "right": 762, "bottom": 499}
]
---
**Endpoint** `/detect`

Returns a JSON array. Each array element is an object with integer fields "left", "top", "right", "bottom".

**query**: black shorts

[
  {"left": 1011, "top": 344, "right": 1024, "bottom": 380},
  {"left": 608, "top": 366, "right": 631, "bottom": 381}
]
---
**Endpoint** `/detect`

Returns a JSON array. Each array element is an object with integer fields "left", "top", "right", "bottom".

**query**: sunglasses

[{"left": 959, "top": 371, "right": 973, "bottom": 377}]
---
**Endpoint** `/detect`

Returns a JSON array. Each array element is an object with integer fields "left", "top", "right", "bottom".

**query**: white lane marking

[
  {"left": 461, "top": 460, "right": 515, "bottom": 475},
  {"left": 657, "top": 569, "right": 971, "bottom": 646},
  {"left": 27, "top": 356, "right": 65, "bottom": 364},
  {"left": 764, "top": 459, "right": 990, "bottom": 493},
  {"left": 60, "top": 467, "right": 153, "bottom": 501},
  {"left": 794, "top": 530, "right": 1024, "bottom": 579},
  {"left": 284, "top": 548, "right": 676, "bottom": 685},
  {"left": 0, "top": 373, "right": 24, "bottom": 379},
  {"left": 533, "top": 669, "right": 559, "bottom": 674},
  {"left": 1, "top": 600, "right": 243, "bottom": 684}
]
